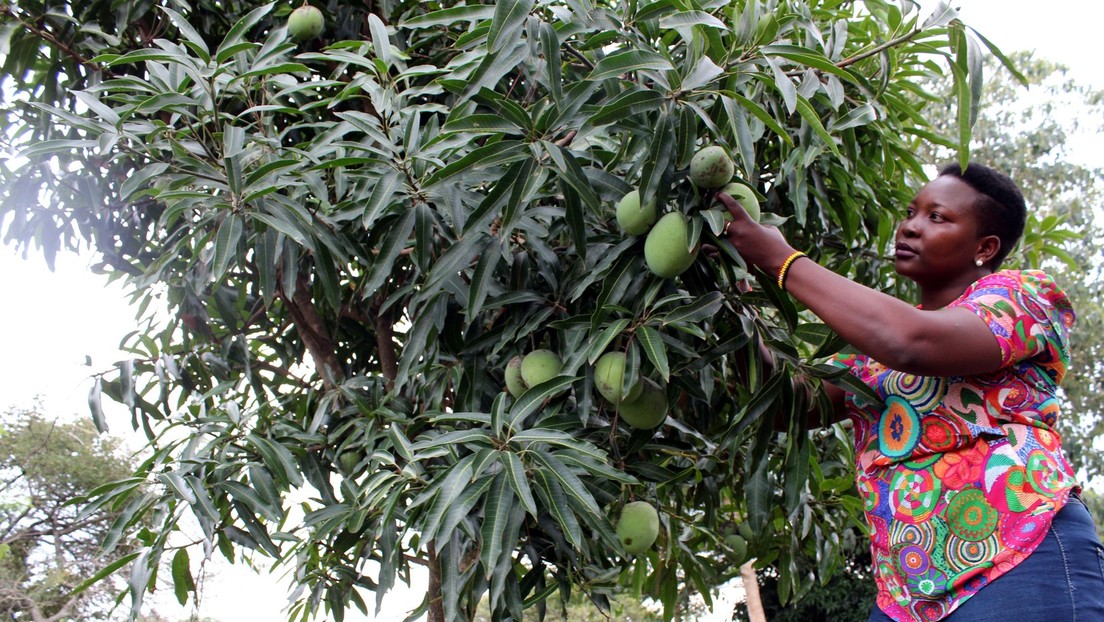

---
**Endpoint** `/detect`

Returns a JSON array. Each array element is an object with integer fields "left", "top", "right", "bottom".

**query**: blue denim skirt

[{"left": 867, "top": 494, "right": 1104, "bottom": 621}]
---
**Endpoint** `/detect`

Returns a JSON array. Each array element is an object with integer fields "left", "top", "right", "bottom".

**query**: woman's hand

[
  {"left": 715, "top": 191, "right": 795, "bottom": 277},
  {"left": 711, "top": 191, "right": 1002, "bottom": 377}
]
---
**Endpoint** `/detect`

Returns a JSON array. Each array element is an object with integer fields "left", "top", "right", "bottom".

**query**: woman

[{"left": 717, "top": 163, "right": 1104, "bottom": 622}]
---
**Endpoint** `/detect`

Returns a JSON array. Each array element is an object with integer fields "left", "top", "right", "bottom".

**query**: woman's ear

[{"left": 976, "top": 235, "right": 1001, "bottom": 267}]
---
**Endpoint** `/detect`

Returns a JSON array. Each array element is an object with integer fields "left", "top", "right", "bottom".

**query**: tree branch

[
  {"left": 836, "top": 27, "right": 925, "bottom": 69},
  {"left": 374, "top": 304, "right": 398, "bottom": 390},
  {"left": 279, "top": 274, "right": 345, "bottom": 389},
  {"left": 0, "top": 6, "right": 105, "bottom": 76}
]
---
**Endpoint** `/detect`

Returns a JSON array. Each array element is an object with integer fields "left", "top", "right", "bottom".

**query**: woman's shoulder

[
  {"left": 964, "top": 269, "right": 1072, "bottom": 309},
  {"left": 957, "top": 269, "right": 1076, "bottom": 341}
]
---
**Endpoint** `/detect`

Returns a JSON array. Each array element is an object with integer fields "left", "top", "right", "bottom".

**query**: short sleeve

[
  {"left": 955, "top": 270, "right": 1075, "bottom": 375},
  {"left": 830, "top": 350, "right": 861, "bottom": 372}
]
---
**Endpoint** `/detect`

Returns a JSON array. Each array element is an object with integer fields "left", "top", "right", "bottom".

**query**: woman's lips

[{"left": 894, "top": 243, "right": 917, "bottom": 259}]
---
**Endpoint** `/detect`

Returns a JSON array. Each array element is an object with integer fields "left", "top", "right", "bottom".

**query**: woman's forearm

[{"left": 782, "top": 257, "right": 1001, "bottom": 376}]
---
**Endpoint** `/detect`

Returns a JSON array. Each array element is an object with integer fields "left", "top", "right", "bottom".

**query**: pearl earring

[{"left": 975, "top": 259, "right": 984, "bottom": 267}]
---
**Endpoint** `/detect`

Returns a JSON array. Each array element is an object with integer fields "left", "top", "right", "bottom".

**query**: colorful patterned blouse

[{"left": 834, "top": 270, "right": 1078, "bottom": 622}]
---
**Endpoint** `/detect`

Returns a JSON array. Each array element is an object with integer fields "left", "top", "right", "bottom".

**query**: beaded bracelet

[{"left": 776, "top": 251, "right": 807, "bottom": 289}]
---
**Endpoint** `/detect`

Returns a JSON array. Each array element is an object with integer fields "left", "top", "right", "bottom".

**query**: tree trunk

[
  {"left": 740, "top": 561, "right": 767, "bottom": 622},
  {"left": 427, "top": 543, "right": 445, "bottom": 622},
  {"left": 282, "top": 274, "right": 345, "bottom": 389},
  {"left": 374, "top": 303, "right": 398, "bottom": 389}
]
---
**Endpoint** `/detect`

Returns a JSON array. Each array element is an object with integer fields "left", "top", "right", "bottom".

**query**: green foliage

[
  {"left": 0, "top": 406, "right": 138, "bottom": 620},
  {"left": 1079, "top": 489, "right": 1104, "bottom": 542},
  {"left": 0, "top": 1, "right": 1013, "bottom": 621},
  {"left": 475, "top": 590, "right": 663, "bottom": 621}
]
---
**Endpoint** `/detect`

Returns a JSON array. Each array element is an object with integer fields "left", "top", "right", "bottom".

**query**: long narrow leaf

[
  {"left": 507, "top": 376, "right": 576, "bottom": 430},
  {"left": 361, "top": 168, "right": 404, "bottom": 230},
  {"left": 70, "top": 552, "right": 142, "bottom": 597},
  {"left": 211, "top": 213, "right": 243, "bottom": 282},
  {"left": 487, "top": 0, "right": 534, "bottom": 53},
  {"left": 532, "top": 470, "right": 583, "bottom": 547},
  {"left": 636, "top": 326, "right": 669, "bottom": 382},
  {"left": 363, "top": 209, "right": 416, "bottom": 297},
  {"left": 795, "top": 95, "right": 842, "bottom": 157},
  {"left": 531, "top": 450, "right": 602, "bottom": 517},
  {"left": 480, "top": 473, "right": 515, "bottom": 578},
  {"left": 403, "top": 5, "right": 495, "bottom": 28},
  {"left": 661, "top": 291, "right": 724, "bottom": 326},
  {"left": 435, "top": 475, "right": 494, "bottom": 545},
  {"left": 502, "top": 451, "right": 538, "bottom": 516},
  {"left": 589, "top": 50, "right": 673, "bottom": 81}
]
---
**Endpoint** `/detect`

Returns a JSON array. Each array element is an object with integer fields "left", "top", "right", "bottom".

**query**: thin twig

[
  {"left": 836, "top": 27, "right": 925, "bottom": 69},
  {"left": 562, "top": 43, "right": 594, "bottom": 71}
]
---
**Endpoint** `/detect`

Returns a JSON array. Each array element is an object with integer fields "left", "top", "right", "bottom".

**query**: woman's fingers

[{"left": 715, "top": 192, "right": 750, "bottom": 222}]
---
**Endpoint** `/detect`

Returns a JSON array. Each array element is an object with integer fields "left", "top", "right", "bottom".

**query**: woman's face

[{"left": 894, "top": 175, "right": 988, "bottom": 287}]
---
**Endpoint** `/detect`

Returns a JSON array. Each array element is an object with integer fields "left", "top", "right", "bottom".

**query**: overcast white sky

[{"left": 1, "top": 1, "right": 1101, "bottom": 619}]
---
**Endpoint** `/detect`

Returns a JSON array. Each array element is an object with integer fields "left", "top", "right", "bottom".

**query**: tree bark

[
  {"left": 374, "top": 303, "right": 398, "bottom": 388},
  {"left": 281, "top": 274, "right": 344, "bottom": 388},
  {"left": 740, "top": 561, "right": 767, "bottom": 622},
  {"left": 427, "top": 543, "right": 445, "bottom": 622}
]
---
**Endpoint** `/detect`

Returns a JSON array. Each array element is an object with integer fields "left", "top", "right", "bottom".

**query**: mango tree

[{"left": 0, "top": 0, "right": 1011, "bottom": 620}]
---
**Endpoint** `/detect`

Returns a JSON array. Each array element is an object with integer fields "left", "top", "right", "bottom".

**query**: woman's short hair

[{"left": 938, "top": 163, "right": 1027, "bottom": 269}]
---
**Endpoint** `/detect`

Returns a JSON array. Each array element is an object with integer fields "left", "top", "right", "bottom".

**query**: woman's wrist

[{"left": 776, "top": 250, "right": 807, "bottom": 289}]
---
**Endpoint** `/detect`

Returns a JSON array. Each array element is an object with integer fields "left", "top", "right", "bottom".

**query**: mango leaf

[
  {"left": 69, "top": 552, "right": 141, "bottom": 598},
  {"left": 783, "top": 432, "right": 811, "bottom": 514},
  {"left": 764, "top": 57, "right": 797, "bottom": 113},
  {"left": 415, "top": 459, "right": 474, "bottom": 539},
  {"left": 761, "top": 44, "right": 857, "bottom": 83},
  {"left": 480, "top": 473, "right": 514, "bottom": 578},
  {"left": 436, "top": 475, "right": 495, "bottom": 545},
  {"left": 216, "top": 2, "right": 271, "bottom": 61},
  {"left": 636, "top": 326, "right": 669, "bottom": 382},
  {"left": 211, "top": 213, "right": 242, "bottom": 282},
  {"left": 161, "top": 7, "right": 209, "bottom": 61},
  {"left": 679, "top": 56, "right": 725, "bottom": 92},
  {"left": 661, "top": 291, "right": 724, "bottom": 327},
  {"left": 532, "top": 469, "right": 583, "bottom": 548},
  {"left": 540, "top": 21, "right": 563, "bottom": 102},
  {"left": 502, "top": 450, "right": 538, "bottom": 517},
  {"left": 221, "top": 480, "right": 281, "bottom": 522},
  {"left": 827, "top": 103, "right": 877, "bottom": 132},
  {"left": 586, "top": 318, "right": 632, "bottom": 364},
  {"left": 507, "top": 376, "right": 577, "bottom": 431},
  {"left": 362, "top": 209, "right": 417, "bottom": 298},
  {"left": 588, "top": 50, "right": 673, "bottom": 81},
  {"left": 402, "top": 5, "right": 495, "bottom": 28},
  {"left": 795, "top": 95, "right": 842, "bottom": 157},
  {"left": 88, "top": 378, "right": 107, "bottom": 433},
  {"left": 745, "top": 431, "right": 772, "bottom": 532},
  {"left": 659, "top": 10, "right": 726, "bottom": 29},
  {"left": 590, "top": 88, "right": 665, "bottom": 126},
  {"left": 171, "top": 548, "right": 195, "bottom": 606},
  {"left": 468, "top": 236, "right": 502, "bottom": 319},
  {"left": 368, "top": 13, "right": 392, "bottom": 66},
  {"left": 487, "top": 0, "right": 534, "bottom": 53}
]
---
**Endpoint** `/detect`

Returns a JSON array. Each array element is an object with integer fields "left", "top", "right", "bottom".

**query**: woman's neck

[{"left": 918, "top": 269, "right": 993, "bottom": 310}]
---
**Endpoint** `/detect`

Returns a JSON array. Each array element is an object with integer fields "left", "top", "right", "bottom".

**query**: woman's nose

[{"left": 898, "top": 217, "right": 919, "bottom": 237}]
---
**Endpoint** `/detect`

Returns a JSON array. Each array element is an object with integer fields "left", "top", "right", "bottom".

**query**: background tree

[
  {"left": 1080, "top": 489, "right": 1104, "bottom": 542},
  {"left": 0, "top": 1, "right": 1042, "bottom": 621},
  {"left": 0, "top": 406, "right": 138, "bottom": 620},
  {"left": 475, "top": 591, "right": 663, "bottom": 622}
]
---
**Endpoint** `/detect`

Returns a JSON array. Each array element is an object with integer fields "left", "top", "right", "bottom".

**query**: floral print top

[{"left": 835, "top": 270, "right": 1078, "bottom": 622}]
